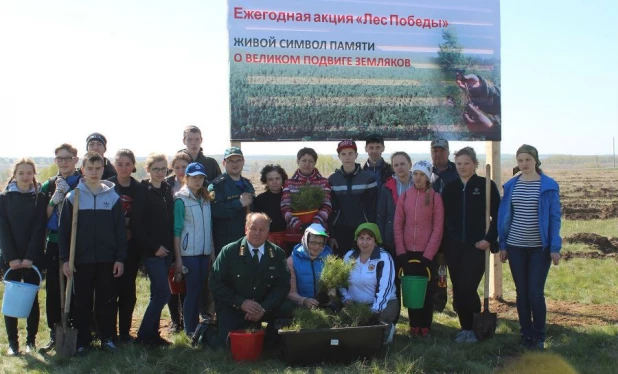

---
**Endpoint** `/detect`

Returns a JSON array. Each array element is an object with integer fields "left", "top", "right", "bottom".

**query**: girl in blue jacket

[{"left": 498, "top": 144, "right": 561, "bottom": 350}]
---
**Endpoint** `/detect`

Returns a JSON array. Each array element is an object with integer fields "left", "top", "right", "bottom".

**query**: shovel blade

[
  {"left": 54, "top": 323, "right": 78, "bottom": 357},
  {"left": 472, "top": 310, "right": 497, "bottom": 341}
]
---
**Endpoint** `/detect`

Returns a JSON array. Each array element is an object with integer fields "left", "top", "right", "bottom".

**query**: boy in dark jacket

[
  {"left": 328, "top": 140, "right": 378, "bottom": 257},
  {"left": 178, "top": 125, "right": 221, "bottom": 185},
  {"left": 59, "top": 152, "right": 127, "bottom": 354}
]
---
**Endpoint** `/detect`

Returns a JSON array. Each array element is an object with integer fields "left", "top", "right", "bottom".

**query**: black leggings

[
  {"left": 401, "top": 252, "right": 435, "bottom": 329},
  {"left": 116, "top": 244, "right": 140, "bottom": 336},
  {"left": 445, "top": 240, "right": 485, "bottom": 330},
  {"left": 4, "top": 267, "right": 40, "bottom": 344}
]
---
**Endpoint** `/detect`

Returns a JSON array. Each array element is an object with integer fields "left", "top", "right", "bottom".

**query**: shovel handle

[{"left": 64, "top": 188, "right": 79, "bottom": 315}]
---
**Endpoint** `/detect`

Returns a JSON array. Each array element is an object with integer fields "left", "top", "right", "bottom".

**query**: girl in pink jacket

[{"left": 394, "top": 160, "right": 444, "bottom": 337}]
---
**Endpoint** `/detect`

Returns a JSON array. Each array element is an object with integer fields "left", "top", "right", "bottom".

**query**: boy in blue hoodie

[{"left": 59, "top": 151, "right": 127, "bottom": 354}]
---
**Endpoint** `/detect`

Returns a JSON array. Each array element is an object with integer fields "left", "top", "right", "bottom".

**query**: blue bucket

[{"left": 2, "top": 266, "right": 42, "bottom": 318}]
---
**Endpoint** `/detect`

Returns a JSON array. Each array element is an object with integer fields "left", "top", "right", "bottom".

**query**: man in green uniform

[
  {"left": 208, "top": 146, "right": 255, "bottom": 256},
  {"left": 210, "top": 212, "right": 292, "bottom": 347}
]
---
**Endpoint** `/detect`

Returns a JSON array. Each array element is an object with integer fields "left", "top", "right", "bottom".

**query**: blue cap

[
  {"left": 186, "top": 162, "right": 207, "bottom": 177},
  {"left": 224, "top": 146, "right": 243, "bottom": 159}
]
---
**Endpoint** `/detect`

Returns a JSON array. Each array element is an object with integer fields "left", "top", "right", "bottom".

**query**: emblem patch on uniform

[
  {"left": 209, "top": 191, "right": 216, "bottom": 200},
  {"left": 368, "top": 264, "right": 376, "bottom": 271},
  {"left": 239, "top": 245, "right": 245, "bottom": 256},
  {"left": 473, "top": 188, "right": 481, "bottom": 195},
  {"left": 269, "top": 266, "right": 275, "bottom": 270}
]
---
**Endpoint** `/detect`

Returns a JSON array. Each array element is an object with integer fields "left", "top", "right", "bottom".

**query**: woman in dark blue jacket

[
  {"left": 498, "top": 145, "right": 561, "bottom": 350},
  {"left": 0, "top": 159, "right": 46, "bottom": 355}
]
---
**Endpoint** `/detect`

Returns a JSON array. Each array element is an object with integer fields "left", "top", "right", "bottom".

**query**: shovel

[
  {"left": 473, "top": 164, "right": 497, "bottom": 340},
  {"left": 55, "top": 188, "right": 79, "bottom": 357}
]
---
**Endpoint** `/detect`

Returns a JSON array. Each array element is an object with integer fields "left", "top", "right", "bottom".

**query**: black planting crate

[{"left": 278, "top": 323, "right": 388, "bottom": 365}]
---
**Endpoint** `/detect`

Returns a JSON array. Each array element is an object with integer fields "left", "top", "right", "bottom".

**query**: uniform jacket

[
  {"left": 58, "top": 180, "right": 127, "bottom": 265},
  {"left": 328, "top": 164, "right": 378, "bottom": 230},
  {"left": 393, "top": 186, "right": 444, "bottom": 260},
  {"left": 208, "top": 173, "right": 255, "bottom": 252},
  {"left": 174, "top": 185, "right": 214, "bottom": 257},
  {"left": 0, "top": 183, "right": 46, "bottom": 266},
  {"left": 442, "top": 174, "right": 500, "bottom": 247},
  {"left": 340, "top": 247, "right": 396, "bottom": 313},
  {"left": 209, "top": 237, "right": 290, "bottom": 313},
  {"left": 498, "top": 174, "right": 562, "bottom": 253},
  {"left": 280, "top": 168, "right": 331, "bottom": 230}
]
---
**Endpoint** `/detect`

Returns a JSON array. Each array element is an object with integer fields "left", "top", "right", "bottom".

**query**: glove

[{"left": 55, "top": 177, "right": 70, "bottom": 194}]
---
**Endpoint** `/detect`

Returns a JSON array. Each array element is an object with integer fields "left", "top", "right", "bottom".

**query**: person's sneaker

[
  {"left": 117, "top": 334, "right": 134, "bottom": 344},
  {"left": 534, "top": 339, "right": 545, "bottom": 351},
  {"left": 7, "top": 341, "right": 20, "bottom": 356},
  {"left": 420, "top": 328, "right": 431, "bottom": 338},
  {"left": 465, "top": 331, "right": 478, "bottom": 343},
  {"left": 101, "top": 339, "right": 117, "bottom": 352},
  {"left": 409, "top": 327, "right": 420, "bottom": 337},
  {"left": 25, "top": 342, "right": 36, "bottom": 353},
  {"left": 40, "top": 338, "right": 55, "bottom": 352},
  {"left": 384, "top": 323, "right": 396, "bottom": 344},
  {"left": 454, "top": 330, "right": 469, "bottom": 343}
]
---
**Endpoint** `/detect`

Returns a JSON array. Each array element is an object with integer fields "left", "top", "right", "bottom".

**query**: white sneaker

[
  {"left": 465, "top": 331, "right": 478, "bottom": 343},
  {"left": 454, "top": 330, "right": 468, "bottom": 343},
  {"left": 385, "top": 323, "right": 396, "bottom": 344}
]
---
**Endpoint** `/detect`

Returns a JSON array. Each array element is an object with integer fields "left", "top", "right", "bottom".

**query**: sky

[{"left": 0, "top": 0, "right": 616, "bottom": 159}]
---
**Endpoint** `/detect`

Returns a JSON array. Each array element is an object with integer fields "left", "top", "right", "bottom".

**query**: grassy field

[{"left": 1, "top": 218, "right": 617, "bottom": 373}]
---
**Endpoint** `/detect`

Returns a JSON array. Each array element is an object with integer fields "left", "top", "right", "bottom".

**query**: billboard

[{"left": 228, "top": 0, "right": 501, "bottom": 142}]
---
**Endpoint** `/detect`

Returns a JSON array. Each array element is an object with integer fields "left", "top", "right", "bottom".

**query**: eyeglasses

[
  {"left": 308, "top": 241, "right": 326, "bottom": 247},
  {"left": 150, "top": 167, "right": 168, "bottom": 174},
  {"left": 55, "top": 157, "right": 75, "bottom": 163}
]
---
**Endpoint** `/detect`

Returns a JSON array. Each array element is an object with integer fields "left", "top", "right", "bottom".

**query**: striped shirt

[{"left": 506, "top": 179, "right": 542, "bottom": 247}]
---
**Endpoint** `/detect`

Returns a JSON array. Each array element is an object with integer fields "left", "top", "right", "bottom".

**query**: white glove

[
  {"left": 50, "top": 178, "right": 70, "bottom": 206},
  {"left": 55, "top": 177, "right": 70, "bottom": 194}
]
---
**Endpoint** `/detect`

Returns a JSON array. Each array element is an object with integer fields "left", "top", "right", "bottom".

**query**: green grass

[
  {"left": 1, "top": 218, "right": 616, "bottom": 373},
  {"left": 1, "top": 266, "right": 616, "bottom": 374},
  {"left": 562, "top": 218, "right": 618, "bottom": 239}
]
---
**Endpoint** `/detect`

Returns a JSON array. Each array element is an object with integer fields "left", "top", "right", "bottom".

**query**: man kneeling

[{"left": 209, "top": 212, "right": 293, "bottom": 347}]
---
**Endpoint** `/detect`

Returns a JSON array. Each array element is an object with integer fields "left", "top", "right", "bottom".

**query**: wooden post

[{"left": 485, "top": 141, "right": 502, "bottom": 299}]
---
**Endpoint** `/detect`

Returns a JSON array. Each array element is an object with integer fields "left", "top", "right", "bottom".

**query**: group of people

[{"left": 0, "top": 126, "right": 562, "bottom": 357}]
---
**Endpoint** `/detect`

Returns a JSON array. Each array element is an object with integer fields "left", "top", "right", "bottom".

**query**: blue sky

[{"left": 0, "top": 0, "right": 616, "bottom": 158}]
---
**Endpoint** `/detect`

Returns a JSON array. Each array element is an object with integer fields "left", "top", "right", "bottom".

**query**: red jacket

[{"left": 393, "top": 186, "right": 444, "bottom": 260}]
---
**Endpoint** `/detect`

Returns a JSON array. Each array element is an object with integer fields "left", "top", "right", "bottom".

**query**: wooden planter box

[{"left": 278, "top": 323, "right": 388, "bottom": 365}]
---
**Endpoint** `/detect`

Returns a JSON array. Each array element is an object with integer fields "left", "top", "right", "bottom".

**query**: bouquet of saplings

[
  {"left": 318, "top": 255, "right": 355, "bottom": 293},
  {"left": 283, "top": 300, "right": 374, "bottom": 331}
]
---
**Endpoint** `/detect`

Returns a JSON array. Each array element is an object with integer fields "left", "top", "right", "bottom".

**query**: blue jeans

[
  {"left": 507, "top": 245, "right": 552, "bottom": 342},
  {"left": 182, "top": 255, "right": 210, "bottom": 335},
  {"left": 137, "top": 256, "right": 171, "bottom": 340}
]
